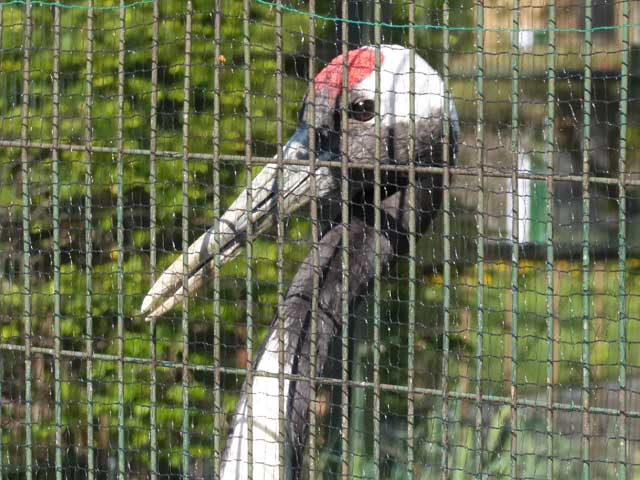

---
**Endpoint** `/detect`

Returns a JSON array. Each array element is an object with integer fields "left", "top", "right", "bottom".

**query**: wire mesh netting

[{"left": 0, "top": 0, "right": 639, "bottom": 478}]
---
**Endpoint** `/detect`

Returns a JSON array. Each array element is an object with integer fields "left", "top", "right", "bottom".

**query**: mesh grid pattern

[{"left": 0, "top": 0, "right": 638, "bottom": 478}]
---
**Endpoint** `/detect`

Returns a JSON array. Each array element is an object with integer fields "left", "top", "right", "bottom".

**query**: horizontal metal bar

[
  {"left": 0, "top": 139, "right": 637, "bottom": 187},
  {"left": 1, "top": 341, "right": 638, "bottom": 419},
  {"left": 482, "top": 242, "right": 640, "bottom": 264},
  {"left": 255, "top": 0, "right": 638, "bottom": 35},
  {"left": 448, "top": 70, "right": 626, "bottom": 82}
]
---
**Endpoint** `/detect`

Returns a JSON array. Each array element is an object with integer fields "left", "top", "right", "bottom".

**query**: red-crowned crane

[{"left": 140, "top": 45, "right": 458, "bottom": 479}]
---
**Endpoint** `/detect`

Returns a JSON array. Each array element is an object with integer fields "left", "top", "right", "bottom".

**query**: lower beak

[{"left": 140, "top": 125, "right": 333, "bottom": 319}]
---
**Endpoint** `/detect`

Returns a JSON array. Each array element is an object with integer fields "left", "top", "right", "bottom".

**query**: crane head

[{"left": 140, "top": 45, "right": 456, "bottom": 320}]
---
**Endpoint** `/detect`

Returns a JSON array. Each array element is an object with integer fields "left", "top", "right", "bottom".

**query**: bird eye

[{"left": 348, "top": 99, "right": 375, "bottom": 122}]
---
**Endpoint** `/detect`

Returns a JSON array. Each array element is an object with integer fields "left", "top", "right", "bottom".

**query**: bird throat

[{"left": 314, "top": 47, "right": 382, "bottom": 101}]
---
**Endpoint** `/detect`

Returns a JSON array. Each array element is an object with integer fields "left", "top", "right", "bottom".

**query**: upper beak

[{"left": 140, "top": 125, "right": 334, "bottom": 320}]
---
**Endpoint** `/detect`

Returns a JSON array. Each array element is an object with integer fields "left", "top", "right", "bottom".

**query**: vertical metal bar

[
  {"left": 0, "top": 8, "right": 3, "bottom": 472},
  {"left": 407, "top": 2, "right": 417, "bottom": 477},
  {"left": 51, "top": 4, "right": 63, "bottom": 479},
  {"left": 340, "top": 2, "right": 351, "bottom": 476},
  {"left": 509, "top": 1, "right": 520, "bottom": 478},
  {"left": 581, "top": 0, "right": 593, "bottom": 476},
  {"left": 372, "top": 3, "right": 382, "bottom": 479},
  {"left": 274, "top": 1, "right": 286, "bottom": 476},
  {"left": 84, "top": 2, "right": 95, "bottom": 477},
  {"left": 212, "top": 0, "right": 223, "bottom": 475},
  {"left": 274, "top": 0, "right": 286, "bottom": 477},
  {"left": 242, "top": 0, "right": 254, "bottom": 476},
  {"left": 180, "top": 2, "right": 193, "bottom": 478},
  {"left": 440, "top": 1, "right": 452, "bottom": 478},
  {"left": 0, "top": 4, "right": 3, "bottom": 134},
  {"left": 116, "top": 1, "right": 127, "bottom": 477},
  {"left": 0, "top": 355, "right": 2, "bottom": 477},
  {"left": 307, "top": 2, "right": 319, "bottom": 478},
  {"left": 19, "top": 1, "right": 33, "bottom": 477},
  {"left": 617, "top": 1, "right": 630, "bottom": 478},
  {"left": 475, "top": 0, "right": 485, "bottom": 476},
  {"left": 148, "top": 1, "right": 159, "bottom": 478},
  {"left": 545, "top": 1, "right": 556, "bottom": 477}
]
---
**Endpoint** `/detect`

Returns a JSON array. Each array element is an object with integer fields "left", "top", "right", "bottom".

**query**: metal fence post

[{"left": 19, "top": 1, "right": 34, "bottom": 477}]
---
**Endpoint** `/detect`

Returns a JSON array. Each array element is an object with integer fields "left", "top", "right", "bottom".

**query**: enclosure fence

[{"left": 0, "top": 0, "right": 638, "bottom": 478}]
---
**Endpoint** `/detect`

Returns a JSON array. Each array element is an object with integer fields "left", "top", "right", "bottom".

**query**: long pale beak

[{"left": 140, "top": 125, "right": 334, "bottom": 320}]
